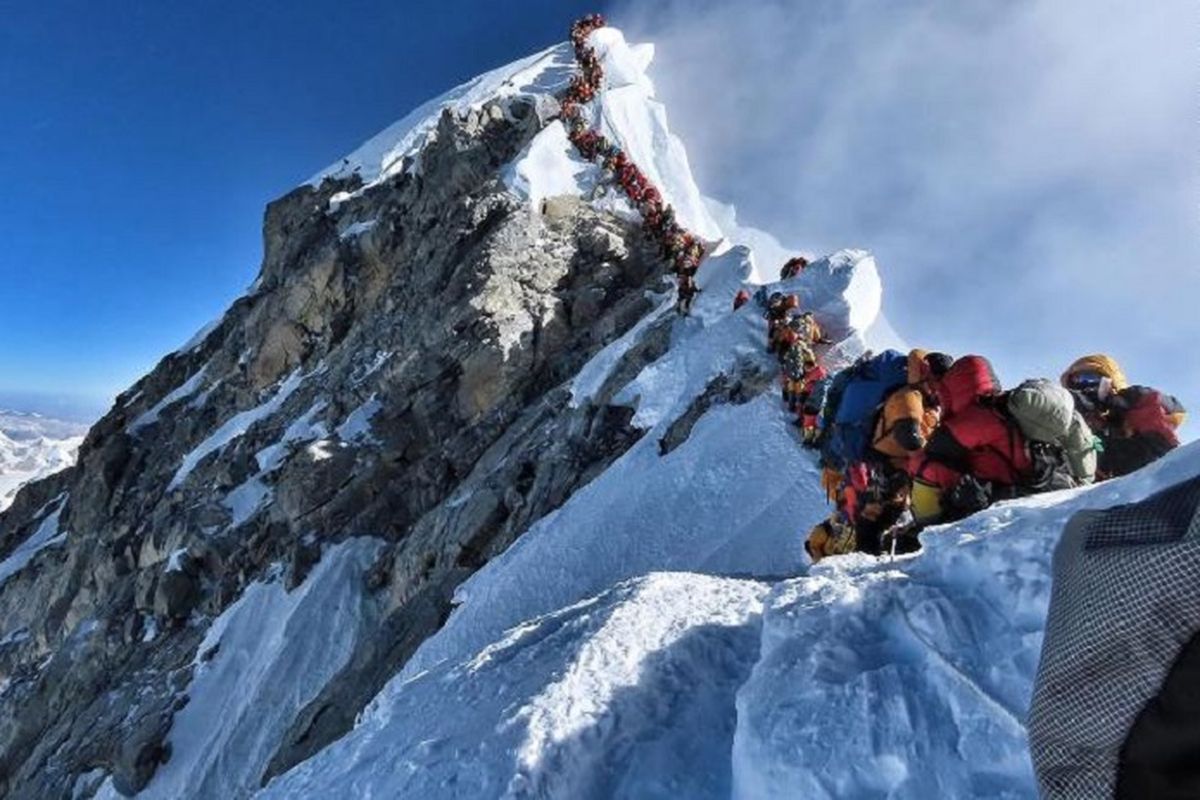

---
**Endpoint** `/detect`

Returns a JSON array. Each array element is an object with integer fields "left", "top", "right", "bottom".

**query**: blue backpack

[{"left": 821, "top": 350, "right": 909, "bottom": 469}]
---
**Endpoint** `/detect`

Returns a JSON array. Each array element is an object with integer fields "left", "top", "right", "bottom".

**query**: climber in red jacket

[
  {"left": 780, "top": 256, "right": 808, "bottom": 281},
  {"left": 1097, "top": 386, "right": 1186, "bottom": 478},
  {"left": 911, "top": 355, "right": 1031, "bottom": 523}
]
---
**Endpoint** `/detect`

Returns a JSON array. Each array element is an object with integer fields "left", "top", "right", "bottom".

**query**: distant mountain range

[{"left": 0, "top": 410, "right": 87, "bottom": 510}]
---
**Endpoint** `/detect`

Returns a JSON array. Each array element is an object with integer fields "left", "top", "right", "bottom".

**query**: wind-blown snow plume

[{"left": 614, "top": 0, "right": 1199, "bottom": 435}]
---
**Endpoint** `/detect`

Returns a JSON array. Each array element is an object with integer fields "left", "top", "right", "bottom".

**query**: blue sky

[
  {"left": 0, "top": 0, "right": 595, "bottom": 417},
  {"left": 3, "top": 0, "right": 1196, "bottom": 431}
]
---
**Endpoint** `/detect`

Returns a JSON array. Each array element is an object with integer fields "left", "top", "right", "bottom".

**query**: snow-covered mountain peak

[
  {"left": 314, "top": 26, "right": 724, "bottom": 250},
  {"left": 309, "top": 42, "right": 572, "bottom": 187},
  {"left": 501, "top": 26, "right": 724, "bottom": 242}
]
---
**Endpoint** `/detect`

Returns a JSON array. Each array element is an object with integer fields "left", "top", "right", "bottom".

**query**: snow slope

[
  {"left": 733, "top": 442, "right": 1200, "bottom": 799},
  {"left": 95, "top": 538, "right": 386, "bottom": 800},
  {"left": 263, "top": 574, "right": 767, "bottom": 799},
  {"left": 0, "top": 411, "right": 86, "bottom": 511},
  {"left": 257, "top": 446, "right": 1200, "bottom": 798},
  {"left": 253, "top": 244, "right": 900, "bottom": 796},
  {"left": 310, "top": 43, "right": 575, "bottom": 187}
]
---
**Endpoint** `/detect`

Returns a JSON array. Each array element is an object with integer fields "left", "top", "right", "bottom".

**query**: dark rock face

[
  {"left": 0, "top": 96, "right": 688, "bottom": 797},
  {"left": 658, "top": 360, "right": 775, "bottom": 456}
]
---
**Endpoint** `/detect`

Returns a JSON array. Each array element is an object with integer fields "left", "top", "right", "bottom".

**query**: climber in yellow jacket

[{"left": 872, "top": 350, "right": 954, "bottom": 472}]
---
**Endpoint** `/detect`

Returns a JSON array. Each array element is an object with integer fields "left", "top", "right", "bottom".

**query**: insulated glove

[{"left": 947, "top": 475, "right": 992, "bottom": 515}]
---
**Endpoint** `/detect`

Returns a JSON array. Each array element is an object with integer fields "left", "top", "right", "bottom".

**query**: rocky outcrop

[{"left": 0, "top": 92, "right": 700, "bottom": 798}]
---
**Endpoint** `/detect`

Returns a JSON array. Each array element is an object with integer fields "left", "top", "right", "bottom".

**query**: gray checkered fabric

[{"left": 1029, "top": 475, "right": 1200, "bottom": 799}]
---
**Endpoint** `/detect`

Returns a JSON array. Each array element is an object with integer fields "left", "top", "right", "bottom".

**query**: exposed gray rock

[
  {"left": 153, "top": 567, "right": 200, "bottom": 622},
  {"left": 658, "top": 358, "right": 776, "bottom": 456}
]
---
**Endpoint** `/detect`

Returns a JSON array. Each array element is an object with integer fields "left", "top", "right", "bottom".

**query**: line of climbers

[
  {"left": 758, "top": 286, "right": 833, "bottom": 437},
  {"left": 778, "top": 341, "right": 1189, "bottom": 563},
  {"left": 561, "top": 15, "right": 707, "bottom": 315},
  {"left": 563, "top": 14, "right": 1188, "bottom": 566}
]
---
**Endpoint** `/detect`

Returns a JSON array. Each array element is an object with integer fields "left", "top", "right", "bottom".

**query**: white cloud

[{"left": 616, "top": 0, "right": 1199, "bottom": 435}]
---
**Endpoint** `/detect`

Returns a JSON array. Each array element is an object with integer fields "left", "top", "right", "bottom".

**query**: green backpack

[{"left": 1007, "top": 379, "right": 1097, "bottom": 485}]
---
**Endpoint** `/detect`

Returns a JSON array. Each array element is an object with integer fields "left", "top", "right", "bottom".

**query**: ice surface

[
  {"left": 254, "top": 400, "right": 330, "bottom": 473},
  {"left": 337, "top": 219, "right": 377, "bottom": 240},
  {"left": 503, "top": 122, "right": 599, "bottom": 210},
  {"left": 334, "top": 395, "right": 382, "bottom": 443},
  {"left": 223, "top": 477, "right": 272, "bottom": 529}
]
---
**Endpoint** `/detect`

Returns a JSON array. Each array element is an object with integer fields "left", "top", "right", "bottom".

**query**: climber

[
  {"left": 780, "top": 337, "right": 824, "bottom": 413},
  {"left": 799, "top": 377, "right": 830, "bottom": 446},
  {"left": 568, "top": 74, "right": 596, "bottom": 104},
  {"left": 819, "top": 351, "right": 951, "bottom": 557},
  {"left": 779, "top": 256, "right": 809, "bottom": 281},
  {"left": 676, "top": 274, "right": 700, "bottom": 316},
  {"left": 763, "top": 292, "right": 788, "bottom": 351},
  {"left": 871, "top": 350, "right": 953, "bottom": 472},
  {"left": 778, "top": 313, "right": 827, "bottom": 411},
  {"left": 1061, "top": 354, "right": 1129, "bottom": 430},
  {"left": 662, "top": 230, "right": 688, "bottom": 265},
  {"left": 910, "top": 355, "right": 1034, "bottom": 525},
  {"left": 1000, "top": 378, "right": 1099, "bottom": 491},
  {"left": 1061, "top": 354, "right": 1185, "bottom": 478},
  {"left": 805, "top": 512, "right": 857, "bottom": 563},
  {"left": 1096, "top": 385, "right": 1185, "bottom": 478},
  {"left": 808, "top": 350, "right": 914, "bottom": 555},
  {"left": 768, "top": 296, "right": 802, "bottom": 356},
  {"left": 675, "top": 245, "right": 701, "bottom": 277},
  {"left": 818, "top": 349, "right": 910, "bottom": 471},
  {"left": 733, "top": 289, "right": 751, "bottom": 311}
]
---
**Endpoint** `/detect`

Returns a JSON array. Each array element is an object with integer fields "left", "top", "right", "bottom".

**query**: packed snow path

[{"left": 257, "top": 439, "right": 1200, "bottom": 799}]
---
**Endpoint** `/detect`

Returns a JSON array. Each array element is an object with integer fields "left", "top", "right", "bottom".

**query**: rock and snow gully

[{"left": 0, "top": 22, "right": 1192, "bottom": 800}]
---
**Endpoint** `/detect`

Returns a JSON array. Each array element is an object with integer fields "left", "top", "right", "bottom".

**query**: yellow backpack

[{"left": 805, "top": 515, "right": 857, "bottom": 563}]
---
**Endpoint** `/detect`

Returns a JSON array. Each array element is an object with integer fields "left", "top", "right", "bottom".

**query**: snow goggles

[{"left": 1068, "top": 372, "right": 1104, "bottom": 390}]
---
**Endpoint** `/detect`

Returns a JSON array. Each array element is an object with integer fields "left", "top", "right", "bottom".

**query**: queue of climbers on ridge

[
  {"left": 740, "top": 275, "right": 1189, "bottom": 564},
  {"left": 804, "top": 348, "right": 1186, "bottom": 562},
  {"left": 565, "top": 13, "right": 1188, "bottom": 564},
  {"left": 562, "top": 15, "right": 707, "bottom": 315}
]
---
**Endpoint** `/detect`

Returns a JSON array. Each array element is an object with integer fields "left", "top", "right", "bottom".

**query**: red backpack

[
  {"left": 936, "top": 355, "right": 1001, "bottom": 417},
  {"left": 1120, "top": 388, "right": 1184, "bottom": 446}
]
